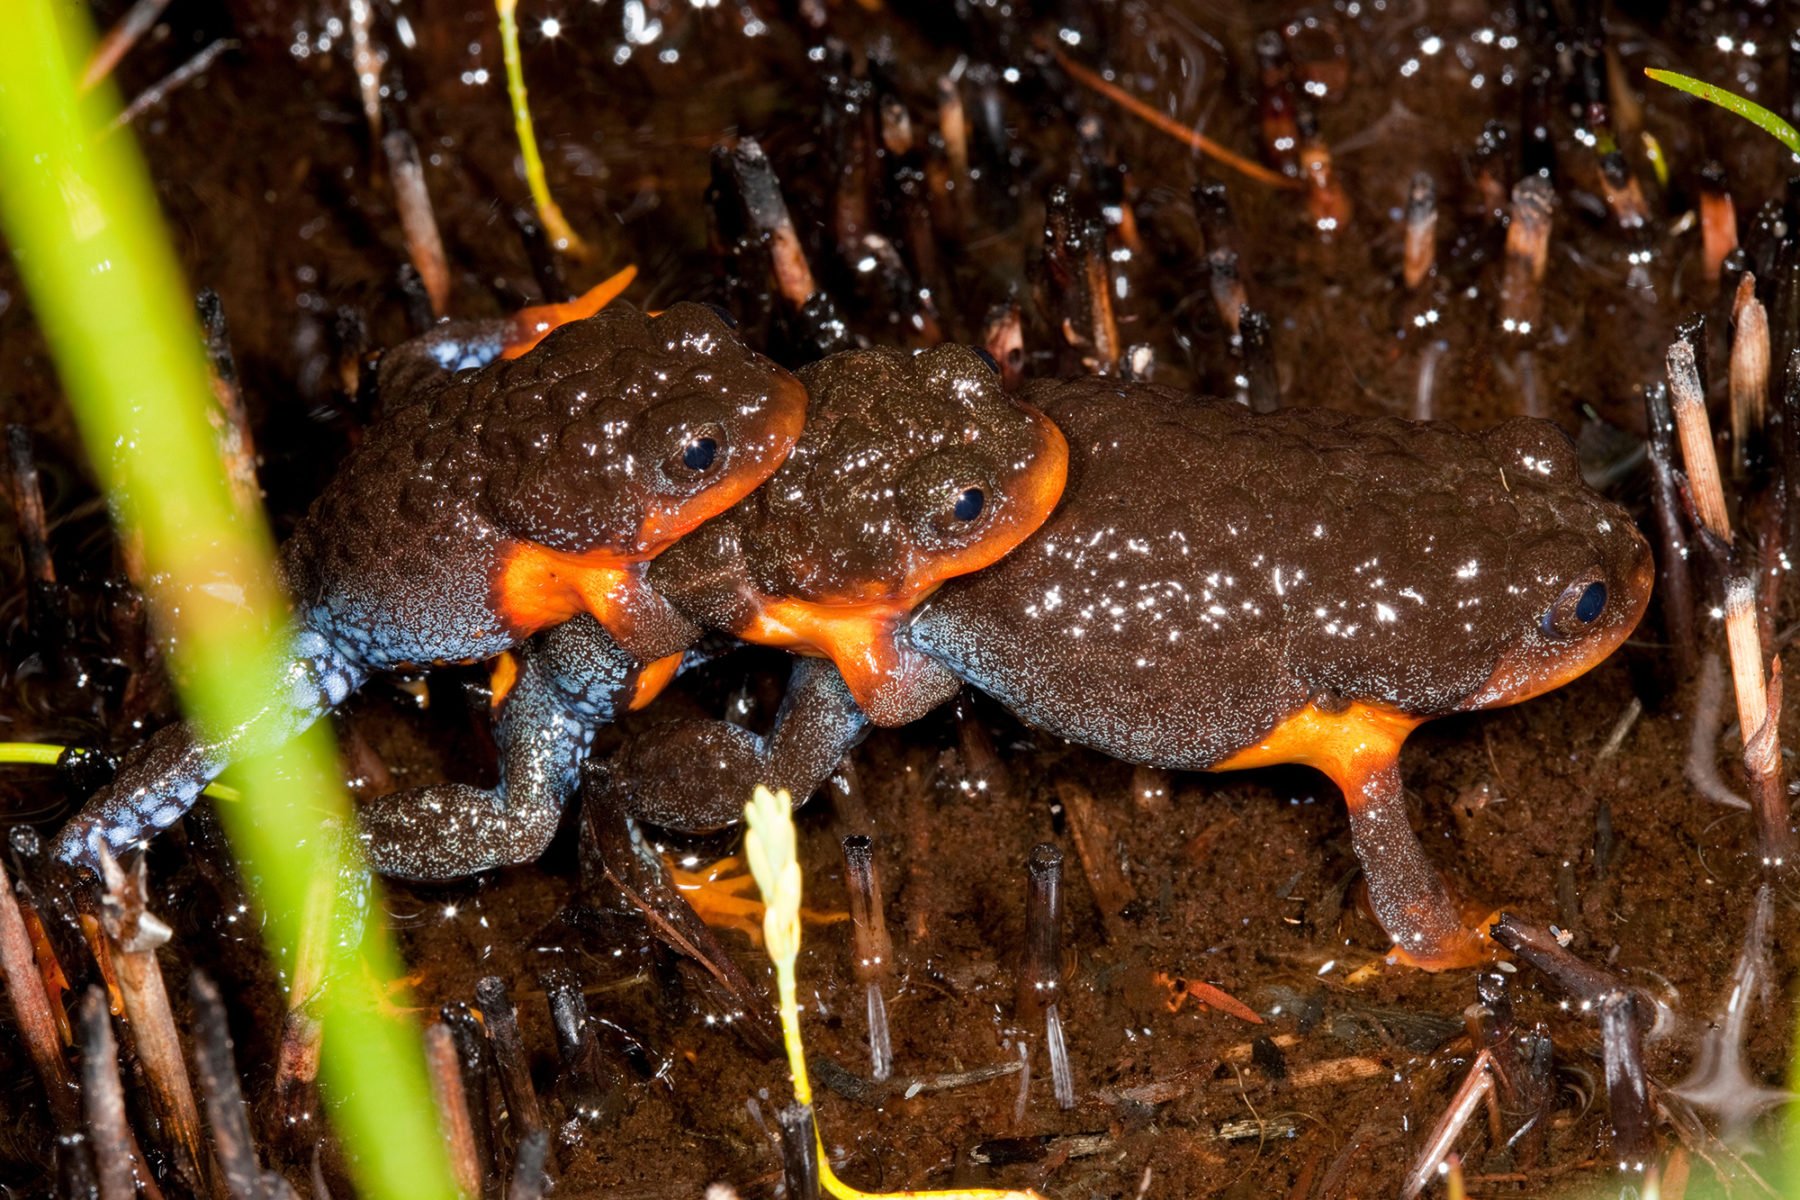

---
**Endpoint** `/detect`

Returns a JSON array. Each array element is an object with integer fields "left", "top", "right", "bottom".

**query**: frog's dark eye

[
  {"left": 1541, "top": 579, "right": 1607, "bottom": 639},
  {"left": 663, "top": 424, "right": 727, "bottom": 484},
  {"left": 683, "top": 437, "right": 719, "bottom": 471},
  {"left": 954, "top": 486, "right": 985, "bottom": 521},
  {"left": 972, "top": 347, "right": 1000, "bottom": 375},
  {"left": 703, "top": 302, "right": 739, "bottom": 329}
]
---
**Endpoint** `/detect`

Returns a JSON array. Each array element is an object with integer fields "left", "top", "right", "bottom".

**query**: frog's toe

[
  {"left": 358, "top": 784, "right": 562, "bottom": 881},
  {"left": 1381, "top": 906, "right": 1503, "bottom": 972}
]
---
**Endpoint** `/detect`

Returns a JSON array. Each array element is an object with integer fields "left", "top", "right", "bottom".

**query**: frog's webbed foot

[
  {"left": 614, "top": 656, "right": 869, "bottom": 832},
  {"left": 51, "top": 629, "right": 366, "bottom": 876},
  {"left": 1339, "top": 758, "right": 1499, "bottom": 971}
]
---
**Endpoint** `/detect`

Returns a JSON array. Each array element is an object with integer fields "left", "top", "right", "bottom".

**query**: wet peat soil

[{"left": 2, "top": 0, "right": 1799, "bottom": 1196}]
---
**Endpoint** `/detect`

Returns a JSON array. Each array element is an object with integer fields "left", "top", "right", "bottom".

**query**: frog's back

[{"left": 910, "top": 376, "right": 1623, "bottom": 769}]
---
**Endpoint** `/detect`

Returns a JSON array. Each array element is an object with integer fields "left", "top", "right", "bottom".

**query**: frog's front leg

[
  {"left": 358, "top": 614, "right": 648, "bottom": 880},
  {"left": 615, "top": 655, "right": 956, "bottom": 831},
  {"left": 52, "top": 629, "right": 367, "bottom": 871},
  {"left": 1336, "top": 757, "right": 1495, "bottom": 970}
]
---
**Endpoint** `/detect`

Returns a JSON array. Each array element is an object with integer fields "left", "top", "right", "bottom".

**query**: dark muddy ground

[{"left": 2, "top": 0, "right": 1798, "bottom": 1196}]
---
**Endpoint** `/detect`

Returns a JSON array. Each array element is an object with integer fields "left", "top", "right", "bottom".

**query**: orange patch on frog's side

[
  {"left": 628, "top": 652, "right": 683, "bottom": 711},
  {"left": 733, "top": 407, "right": 1071, "bottom": 713},
  {"left": 499, "top": 264, "right": 638, "bottom": 360},
  {"left": 491, "top": 544, "right": 648, "bottom": 641},
  {"left": 1211, "top": 699, "right": 1423, "bottom": 786}
]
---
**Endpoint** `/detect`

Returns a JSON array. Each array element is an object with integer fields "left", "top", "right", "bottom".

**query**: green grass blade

[
  {"left": 1644, "top": 68, "right": 1800, "bottom": 156},
  {"left": 0, "top": 5, "right": 455, "bottom": 1198}
]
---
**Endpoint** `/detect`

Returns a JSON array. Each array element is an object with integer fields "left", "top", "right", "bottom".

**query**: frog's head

[
  {"left": 491, "top": 302, "right": 808, "bottom": 559},
  {"left": 741, "top": 344, "right": 1068, "bottom": 610},
  {"left": 1453, "top": 418, "right": 1653, "bottom": 712}
]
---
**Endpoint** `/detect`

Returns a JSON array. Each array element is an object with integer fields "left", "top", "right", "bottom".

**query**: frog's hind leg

[
  {"left": 357, "top": 615, "right": 640, "bottom": 880},
  {"left": 51, "top": 628, "right": 367, "bottom": 872},
  {"left": 1337, "top": 757, "right": 1496, "bottom": 970}
]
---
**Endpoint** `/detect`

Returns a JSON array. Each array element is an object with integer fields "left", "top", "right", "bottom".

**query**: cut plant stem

[
  {"left": 475, "top": 975, "right": 547, "bottom": 1150},
  {"left": 1020, "top": 843, "right": 1074, "bottom": 1111},
  {"left": 495, "top": 0, "right": 589, "bottom": 258},
  {"left": 742, "top": 786, "right": 1044, "bottom": 1200},
  {"left": 191, "top": 972, "right": 269, "bottom": 1200},
  {"left": 97, "top": 850, "right": 214, "bottom": 1197},
  {"left": 1724, "top": 579, "right": 1791, "bottom": 863},
  {"left": 382, "top": 126, "right": 452, "bottom": 318},
  {"left": 1643, "top": 383, "right": 1698, "bottom": 679},
  {"left": 1401, "top": 1049, "right": 1495, "bottom": 1200},
  {"left": 777, "top": 1103, "right": 823, "bottom": 1200},
  {"left": 1666, "top": 336, "right": 1732, "bottom": 538},
  {"left": 1700, "top": 163, "right": 1738, "bottom": 287},
  {"left": 1729, "top": 274, "right": 1770, "bottom": 478},
  {"left": 1403, "top": 173, "right": 1437, "bottom": 290},
  {"left": 504, "top": 1128, "right": 548, "bottom": 1200},
  {"left": 79, "top": 986, "right": 138, "bottom": 1200},
  {"left": 82, "top": 0, "right": 173, "bottom": 89},
  {"left": 841, "top": 836, "right": 894, "bottom": 1082},
  {"left": 1599, "top": 990, "right": 1653, "bottom": 1169},
  {"left": 423, "top": 1023, "right": 483, "bottom": 1199},
  {"left": 1499, "top": 176, "right": 1554, "bottom": 336},
  {"left": 0, "top": 850, "right": 74, "bottom": 1126}
]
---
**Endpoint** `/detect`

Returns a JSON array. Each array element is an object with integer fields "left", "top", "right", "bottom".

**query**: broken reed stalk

[
  {"left": 1499, "top": 176, "right": 1554, "bottom": 336},
  {"left": 1019, "top": 844, "right": 1074, "bottom": 1111},
  {"left": 0, "top": 852, "right": 75, "bottom": 1125},
  {"left": 1400, "top": 1049, "right": 1495, "bottom": 1200},
  {"left": 190, "top": 973, "right": 268, "bottom": 1200},
  {"left": 1599, "top": 990, "right": 1654, "bottom": 1169},
  {"left": 1240, "top": 308, "right": 1280, "bottom": 414},
  {"left": 475, "top": 975, "right": 548, "bottom": 1150},
  {"left": 724, "top": 137, "right": 817, "bottom": 309},
  {"left": 441, "top": 1002, "right": 499, "bottom": 1186},
  {"left": 80, "top": 986, "right": 138, "bottom": 1200},
  {"left": 1668, "top": 335, "right": 1795, "bottom": 862},
  {"left": 423, "top": 1023, "right": 484, "bottom": 1199},
  {"left": 776, "top": 1103, "right": 822, "bottom": 1200},
  {"left": 81, "top": 0, "right": 173, "bottom": 88},
  {"left": 346, "top": 0, "right": 383, "bottom": 138},
  {"left": 1296, "top": 109, "right": 1349, "bottom": 235},
  {"left": 108, "top": 39, "right": 237, "bottom": 133},
  {"left": 1644, "top": 383, "right": 1699, "bottom": 678},
  {"left": 542, "top": 965, "right": 623, "bottom": 1127},
  {"left": 1700, "top": 163, "right": 1738, "bottom": 287},
  {"left": 1729, "top": 274, "right": 1770, "bottom": 478},
  {"left": 3, "top": 423, "right": 66, "bottom": 666},
  {"left": 504, "top": 1128, "right": 548, "bottom": 1200},
  {"left": 1403, "top": 173, "right": 1437, "bottom": 290},
  {"left": 1053, "top": 780, "right": 1134, "bottom": 940},
  {"left": 841, "top": 836, "right": 894, "bottom": 1082},
  {"left": 937, "top": 75, "right": 969, "bottom": 197},
  {"left": 382, "top": 127, "right": 452, "bottom": 318},
  {"left": 1208, "top": 249, "right": 1248, "bottom": 337},
  {"left": 98, "top": 851, "right": 215, "bottom": 1197},
  {"left": 195, "top": 291, "right": 261, "bottom": 519},
  {"left": 1725, "top": 579, "right": 1791, "bottom": 863}
]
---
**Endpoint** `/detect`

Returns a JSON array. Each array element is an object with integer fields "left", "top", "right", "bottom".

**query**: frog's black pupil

[
  {"left": 973, "top": 347, "right": 1000, "bottom": 374},
  {"left": 1575, "top": 581, "right": 1606, "bottom": 623},
  {"left": 953, "top": 487, "right": 985, "bottom": 521},
  {"left": 684, "top": 437, "right": 718, "bottom": 471}
]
